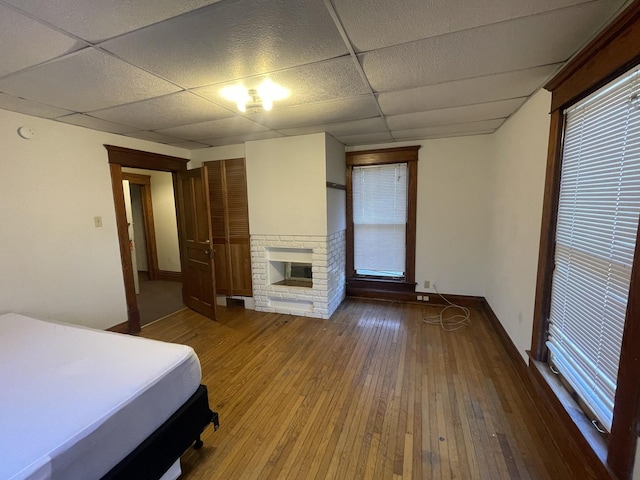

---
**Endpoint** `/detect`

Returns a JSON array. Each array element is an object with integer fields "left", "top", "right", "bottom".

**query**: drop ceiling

[{"left": 0, "top": 0, "right": 628, "bottom": 149}]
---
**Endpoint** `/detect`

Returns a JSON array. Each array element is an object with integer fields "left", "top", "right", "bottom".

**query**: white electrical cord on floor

[{"left": 422, "top": 283, "right": 471, "bottom": 331}]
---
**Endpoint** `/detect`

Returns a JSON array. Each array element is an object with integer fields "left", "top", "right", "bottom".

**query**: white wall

[
  {"left": 245, "top": 133, "right": 328, "bottom": 236},
  {"left": 189, "top": 143, "right": 245, "bottom": 169},
  {"left": 484, "top": 89, "right": 552, "bottom": 359},
  {"left": 325, "top": 134, "right": 346, "bottom": 235},
  {"left": 0, "top": 108, "right": 189, "bottom": 329},
  {"left": 122, "top": 168, "right": 181, "bottom": 272},
  {"left": 348, "top": 135, "right": 493, "bottom": 297}
]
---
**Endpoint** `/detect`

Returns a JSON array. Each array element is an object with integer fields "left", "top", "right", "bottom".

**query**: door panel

[
  {"left": 177, "top": 168, "right": 216, "bottom": 320},
  {"left": 207, "top": 162, "right": 229, "bottom": 295},
  {"left": 229, "top": 240, "right": 252, "bottom": 296},
  {"left": 213, "top": 244, "right": 229, "bottom": 295},
  {"left": 205, "top": 158, "right": 252, "bottom": 298}
]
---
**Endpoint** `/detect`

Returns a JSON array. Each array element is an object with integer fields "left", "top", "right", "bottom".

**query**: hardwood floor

[{"left": 140, "top": 298, "right": 572, "bottom": 479}]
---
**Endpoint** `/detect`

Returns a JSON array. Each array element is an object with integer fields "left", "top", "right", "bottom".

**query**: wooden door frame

[
  {"left": 106, "top": 145, "right": 188, "bottom": 334},
  {"left": 121, "top": 172, "right": 160, "bottom": 281}
]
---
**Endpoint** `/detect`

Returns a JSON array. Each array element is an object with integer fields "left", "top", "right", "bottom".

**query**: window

[
  {"left": 352, "top": 163, "right": 407, "bottom": 278},
  {"left": 346, "top": 146, "right": 418, "bottom": 296},
  {"left": 546, "top": 65, "right": 640, "bottom": 433},
  {"left": 532, "top": 3, "right": 640, "bottom": 477}
]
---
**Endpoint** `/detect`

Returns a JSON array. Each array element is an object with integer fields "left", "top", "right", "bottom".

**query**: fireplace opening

[{"left": 272, "top": 261, "right": 313, "bottom": 288}]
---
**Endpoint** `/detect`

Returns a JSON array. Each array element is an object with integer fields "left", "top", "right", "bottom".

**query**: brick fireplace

[{"left": 251, "top": 232, "right": 345, "bottom": 319}]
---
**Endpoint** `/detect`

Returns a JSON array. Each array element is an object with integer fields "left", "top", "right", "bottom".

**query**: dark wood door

[
  {"left": 206, "top": 159, "right": 252, "bottom": 297},
  {"left": 224, "top": 158, "right": 252, "bottom": 296},
  {"left": 177, "top": 168, "right": 216, "bottom": 320}
]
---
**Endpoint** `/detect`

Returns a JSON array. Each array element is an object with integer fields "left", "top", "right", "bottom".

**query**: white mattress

[{"left": 0, "top": 312, "right": 202, "bottom": 480}]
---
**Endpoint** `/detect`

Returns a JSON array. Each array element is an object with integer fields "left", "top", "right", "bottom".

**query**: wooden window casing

[
  {"left": 346, "top": 146, "right": 419, "bottom": 297},
  {"left": 531, "top": 3, "right": 640, "bottom": 479}
]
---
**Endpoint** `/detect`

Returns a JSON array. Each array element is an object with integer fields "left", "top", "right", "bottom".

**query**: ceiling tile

[
  {"left": 156, "top": 116, "right": 270, "bottom": 140},
  {"left": 2, "top": 0, "right": 223, "bottom": 43},
  {"left": 167, "top": 140, "right": 212, "bottom": 149},
  {"left": 201, "top": 131, "right": 285, "bottom": 147},
  {"left": 334, "top": 131, "right": 393, "bottom": 146},
  {"left": 90, "top": 92, "right": 234, "bottom": 130},
  {"left": 101, "top": 0, "right": 348, "bottom": 88},
  {"left": 123, "top": 131, "right": 185, "bottom": 144},
  {"left": 333, "top": 0, "right": 616, "bottom": 52},
  {"left": 0, "top": 92, "right": 74, "bottom": 118},
  {"left": 247, "top": 96, "right": 380, "bottom": 130},
  {"left": 0, "top": 3, "right": 85, "bottom": 77},
  {"left": 279, "top": 117, "right": 387, "bottom": 137},
  {"left": 195, "top": 57, "right": 370, "bottom": 110},
  {"left": 392, "top": 119, "right": 505, "bottom": 139},
  {"left": 55, "top": 114, "right": 140, "bottom": 134},
  {"left": 0, "top": 48, "right": 180, "bottom": 112},
  {"left": 378, "top": 64, "right": 561, "bottom": 116},
  {"left": 386, "top": 98, "right": 525, "bottom": 130},
  {"left": 360, "top": 1, "right": 622, "bottom": 92}
]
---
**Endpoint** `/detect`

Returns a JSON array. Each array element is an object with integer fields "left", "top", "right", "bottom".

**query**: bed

[{"left": 0, "top": 312, "right": 219, "bottom": 480}]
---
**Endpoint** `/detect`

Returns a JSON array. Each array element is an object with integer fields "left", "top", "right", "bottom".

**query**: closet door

[
  {"left": 224, "top": 158, "right": 252, "bottom": 296},
  {"left": 207, "top": 161, "right": 230, "bottom": 295},
  {"left": 206, "top": 158, "right": 252, "bottom": 297}
]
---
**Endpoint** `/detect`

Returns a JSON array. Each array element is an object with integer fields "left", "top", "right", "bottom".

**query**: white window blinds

[
  {"left": 352, "top": 163, "right": 407, "bottom": 277},
  {"left": 547, "top": 66, "right": 640, "bottom": 432}
]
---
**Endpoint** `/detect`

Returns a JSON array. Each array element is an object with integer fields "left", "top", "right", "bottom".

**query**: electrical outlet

[
  {"left": 424, "top": 280, "right": 430, "bottom": 289},
  {"left": 417, "top": 295, "right": 423, "bottom": 301},
  {"left": 423, "top": 296, "right": 430, "bottom": 302}
]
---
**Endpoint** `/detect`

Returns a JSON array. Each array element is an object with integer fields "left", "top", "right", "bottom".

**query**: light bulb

[
  {"left": 257, "top": 79, "right": 289, "bottom": 102},
  {"left": 262, "top": 98, "right": 273, "bottom": 111},
  {"left": 237, "top": 101, "right": 247, "bottom": 113}
]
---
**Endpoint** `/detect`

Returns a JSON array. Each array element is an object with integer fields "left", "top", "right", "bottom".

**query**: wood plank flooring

[{"left": 140, "top": 298, "right": 572, "bottom": 479}]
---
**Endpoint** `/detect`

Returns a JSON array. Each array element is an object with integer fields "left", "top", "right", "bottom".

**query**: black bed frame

[{"left": 101, "top": 384, "right": 219, "bottom": 480}]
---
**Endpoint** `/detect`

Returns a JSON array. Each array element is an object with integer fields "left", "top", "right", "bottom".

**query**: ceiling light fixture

[{"left": 221, "top": 79, "right": 288, "bottom": 113}]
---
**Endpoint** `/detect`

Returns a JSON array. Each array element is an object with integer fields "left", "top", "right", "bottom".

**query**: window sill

[{"left": 528, "top": 359, "right": 615, "bottom": 479}]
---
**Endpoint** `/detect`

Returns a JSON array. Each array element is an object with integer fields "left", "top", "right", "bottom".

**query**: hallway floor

[{"left": 137, "top": 272, "right": 184, "bottom": 326}]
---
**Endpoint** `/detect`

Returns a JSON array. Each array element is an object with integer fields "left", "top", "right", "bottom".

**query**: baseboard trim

[
  {"left": 156, "top": 270, "right": 182, "bottom": 282},
  {"left": 107, "top": 321, "right": 130, "bottom": 334},
  {"left": 347, "top": 280, "right": 484, "bottom": 308},
  {"left": 479, "top": 298, "right": 529, "bottom": 381},
  {"left": 479, "top": 299, "right": 615, "bottom": 480}
]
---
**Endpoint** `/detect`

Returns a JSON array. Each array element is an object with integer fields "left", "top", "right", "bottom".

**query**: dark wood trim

[
  {"left": 345, "top": 165, "right": 355, "bottom": 278},
  {"left": 546, "top": 1, "right": 640, "bottom": 112},
  {"left": 345, "top": 146, "right": 419, "bottom": 289},
  {"left": 608, "top": 216, "right": 640, "bottom": 477},
  {"left": 346, "top": 145, "right": 420, "bottom": 166},
  {"left": 106, "top": 145, "right": 187, "bottom": 334},
  {"left": 528, "top": 360, "right": 616, "bottom": 480},
  {"left": 105, "top": 145, "right": 188, "bottom": 172},
  {"left": 530, "top": 109, "right": 565, "bottom": 361},
  {"left": 347, "top": 277, "right": 416, "bottom": 296},
  {"left": 345, "top": 281, "right": 483, "bottom": 308},
  {"left": 480, "top": 299, "right": 529, "bottom": 382},
  {"left": 326, "top": 181, "right": 346, "bottom": 190},
  {"left": 481, "top": 299, "right": 615, "bottom": 479},
  {"left": 157, "top": 270, "right": 183, "bottom": 282},
  {"left": 535, "top": 4, "right": 640, "bottom": 478},
  {"left": 423, "top": 292, "right": 484, "bottom": 309},
  {"left": 106, "top": 321, "right": 131, "bottom": 334},
  {"left": 406, "top": 159, "right": 418, "bottom": 284},
  {"left": 121, "top": 172, "right": 152, "bottom": 184},
  {"left": 109, "top": 163, "right": 141, "bottom": 334},
  {"left": 122, "top": 172, "right": 160, "bottom": 281}
]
